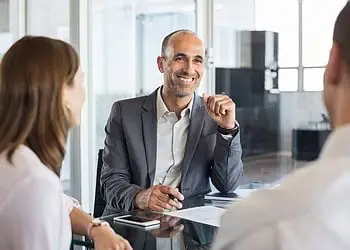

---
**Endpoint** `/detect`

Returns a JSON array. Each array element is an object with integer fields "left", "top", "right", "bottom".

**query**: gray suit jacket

[{"left": 100, "top": 88, "right": 243, "bottom": 213}]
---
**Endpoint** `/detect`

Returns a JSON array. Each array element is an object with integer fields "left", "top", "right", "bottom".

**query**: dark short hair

[
  {"left": 333, "top": 1, "right": 350, "bottom": 68},
  {"left": 161, "top": 29, "right": 196, "bottom": 57}
]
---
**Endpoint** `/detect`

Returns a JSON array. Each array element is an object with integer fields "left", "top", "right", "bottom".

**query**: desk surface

[{"left": 72, "top": 197, "right": 225, "bottom": 250}]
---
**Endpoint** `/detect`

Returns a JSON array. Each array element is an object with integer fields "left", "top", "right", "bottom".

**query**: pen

[
  {"left": 168, "top": 194, "right": 178, "bottom": 202},
  {"left": 158, "top": 183, "right": 179, "bottom": 203}
]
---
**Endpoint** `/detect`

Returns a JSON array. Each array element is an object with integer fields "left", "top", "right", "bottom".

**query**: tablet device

[{"left": 113, "top": 215, "right": 160, "bottom": 227}]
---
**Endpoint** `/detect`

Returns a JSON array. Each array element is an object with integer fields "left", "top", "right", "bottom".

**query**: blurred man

[
  {"left": 100, "top": 30, "right": 243, "bottom": 214},
  {"left": 213, "top": 2, "right": 350, "bottom": 250}
]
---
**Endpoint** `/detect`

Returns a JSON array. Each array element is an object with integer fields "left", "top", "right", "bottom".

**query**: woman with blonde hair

[{"left": 0, "top": 36, "right": 132, "bottom": 250}]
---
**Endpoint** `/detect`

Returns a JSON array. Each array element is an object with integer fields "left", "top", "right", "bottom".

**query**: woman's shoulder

[
  {"left": 0, "top": 147, "right": 69, "bottom": 250},
  {"left": 2, "top": 145, "right": 59, "bottom": 178},
  {"left": 0, "top": 145, "right": 61, "bottom": 203}
]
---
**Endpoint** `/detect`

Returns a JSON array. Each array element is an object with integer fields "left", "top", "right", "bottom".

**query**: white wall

[{"left": 279, "top": 91, "right": 327, "bottom": 152}]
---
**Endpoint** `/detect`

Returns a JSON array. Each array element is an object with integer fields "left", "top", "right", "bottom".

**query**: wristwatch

[
  {"left": 87, "top": 218, "right": 110, "bottom": 240},
  {"left": 217, "top": 122, "right": 240, "bottom": 135}
]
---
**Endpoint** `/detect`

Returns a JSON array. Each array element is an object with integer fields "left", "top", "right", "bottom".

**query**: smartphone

[{"left": 113, "top": 215, "right": 160, "bottom": 227}]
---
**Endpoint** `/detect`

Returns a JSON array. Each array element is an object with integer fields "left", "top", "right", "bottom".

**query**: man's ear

[
  {"left": 325, "top": 43, "right": 341, "bottom": 86},
  {"left": 157, "top": 56, "right": 165, "bottom": 73}
]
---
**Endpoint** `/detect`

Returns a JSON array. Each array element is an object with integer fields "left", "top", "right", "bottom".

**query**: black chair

[{"left": 93, "top": 149, "right": 107, "bottom": 218}]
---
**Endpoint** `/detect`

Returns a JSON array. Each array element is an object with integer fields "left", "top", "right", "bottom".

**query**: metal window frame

[
  {"left": 11, "top": 0, "right": 27, "bottom": 39},
  {"left": 297, "top": 0, "right": 326, "bottom": 92},
  {"left": 205, "top": 0, "right": 326, "bottom": 93},
  {"left": 13, "top": 0, "right": 94, "bottom": 213},
  {"left": 70, "top": 0, "right": 95, "bottom": 211},
  {"left": 196, "top": 0, "right": 215, "bottom": 95},
  {"left": 266, "top": 0, "right": 326, "bottom": 92}
]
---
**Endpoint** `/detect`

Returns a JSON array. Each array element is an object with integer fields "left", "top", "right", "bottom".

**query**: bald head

[
  {"left": 161, "top": 29, "right": 202, "bottom": 57},
  {"left": 157, "top": 29, "right": 205, "bottom": 98},
  {"left": 333, "top": 1, "right": 350, "bottom": 68}
]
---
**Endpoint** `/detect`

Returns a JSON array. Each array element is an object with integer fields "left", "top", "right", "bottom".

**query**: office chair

[{"left": 93, "top": 149, "right": 107, "bottom": 218}]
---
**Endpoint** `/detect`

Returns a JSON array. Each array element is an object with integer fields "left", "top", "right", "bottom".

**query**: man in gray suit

[{"left": 101, "top": 29, "right": 243, "bottom": 213}]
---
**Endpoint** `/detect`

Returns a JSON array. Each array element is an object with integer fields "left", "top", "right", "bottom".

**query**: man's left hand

[{"left": 203, "top": 94, "right": 236, "bottom": 129}]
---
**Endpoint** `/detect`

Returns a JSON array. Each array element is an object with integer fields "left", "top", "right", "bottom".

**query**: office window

[
  {"left": 303, "top": 68, "right": 325, "bottom": 92},
  {"left": 214, "top": 0, "right": 256, "bottom": 67},
  {"left": 255, "top": 0, "right": 299, "bottom": 91},
  {"left": 302, "top": 0, "right": 345, "bottom": 67},
  {"left": 255, "top": 0, "right": 299, "bottom": 68},
  {"left": 26, "top": 0, "right": 72, "bottom": 194},
  {"left": 255, "top": 0, "right": 347, "bottom": 91},
  {"left": 0, "top": 0, "right": 13, "bottom": 58},
  {"left": 27, "top": 0, "right": 70, "bottom": 41},
  {"left": 279, "top": 69, "right": 298, "bottom": 92},
  {"left": 213, "top": 0, "right": 330, "bottom": 190},
  {"left": 302, "top": 0, "right": 346, "bottom": 91}
]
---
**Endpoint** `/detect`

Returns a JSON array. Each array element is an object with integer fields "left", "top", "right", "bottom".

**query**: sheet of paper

[
  {"left": 163, "top": 206, "right": 225, "bottom": 227},
  {"left": 234, "top": 188, "right": 257, "bottom": 198}
]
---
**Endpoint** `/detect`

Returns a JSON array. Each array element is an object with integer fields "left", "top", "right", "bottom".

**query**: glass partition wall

[{"left": 7, "top": 0, "right": 344, "bottom": 211}]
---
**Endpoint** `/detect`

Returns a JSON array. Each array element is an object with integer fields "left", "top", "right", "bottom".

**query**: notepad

[{"left": 204, "top": 192, "right": 240, "bottom": 201}]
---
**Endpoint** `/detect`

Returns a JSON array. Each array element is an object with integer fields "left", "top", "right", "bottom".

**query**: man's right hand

[
  {"left": 151, "top": 216, "right": 184, "bottom": 238},
  {"left": 134, "top": 185, "right": 184, "bottom": 211}
]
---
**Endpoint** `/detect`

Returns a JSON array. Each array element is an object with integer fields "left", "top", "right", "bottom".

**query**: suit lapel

[
  {"left": 141, "top": 89, "right": 158, "bottom": 185},
  {"left": 181, "top": 94, "right": 205, "bottom": 180}
]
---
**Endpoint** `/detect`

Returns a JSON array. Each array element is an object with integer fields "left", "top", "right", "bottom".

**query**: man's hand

[
  {"left": 151, "top": 216, "right": 184, "bottom": 238},
  {"left": 203, "top": 94, "right": 236, "bottom": 129},
  {"left": 91, "top": 226, "right": 132, "bottom": 250},
  {"left": 134, "top": 185, "right": 184, "bottom": 212}
]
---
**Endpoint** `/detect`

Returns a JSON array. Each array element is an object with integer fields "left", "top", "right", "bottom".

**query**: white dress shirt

[
  {"left": 213, "top": 124, "right": 350, "bottom": 250},
  {"left": 154, "top": 87, "right": 234, "bottom": 189},
  {"left": 154, "top": 87, "right": 193, "bottom": 187},
  {"left": 0, "top": 145, "right": 79, "bottom": 250}
]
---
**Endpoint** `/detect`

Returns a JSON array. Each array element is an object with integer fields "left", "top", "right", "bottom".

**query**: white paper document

[
  {"left": 234, "top": 188, "right": 257, "bottom": 198},
  {"left": 163, "top": 206, "right": 225, "bottom": 227}
]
